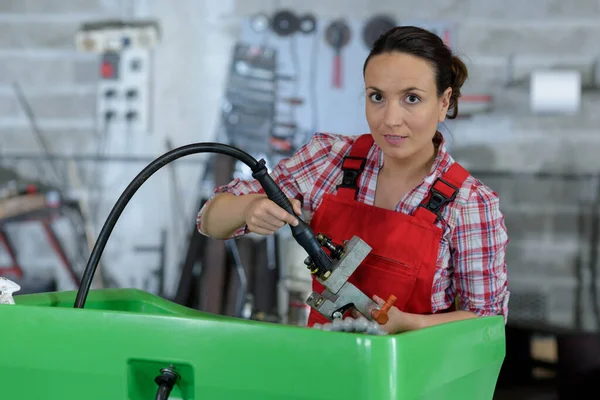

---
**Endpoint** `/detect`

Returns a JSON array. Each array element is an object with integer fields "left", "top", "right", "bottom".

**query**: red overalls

[{"left": 306, "top": 134, "right": 470, "bottom": 326}]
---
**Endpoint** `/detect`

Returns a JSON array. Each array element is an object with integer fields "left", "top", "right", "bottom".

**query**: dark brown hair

[{"left": 363, "top": 26, "right": 468, "bottom": 119}]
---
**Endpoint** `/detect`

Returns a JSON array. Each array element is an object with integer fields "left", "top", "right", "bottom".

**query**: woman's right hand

[{"left": 243, "top": 196, "right": 302, "bottom": 235}]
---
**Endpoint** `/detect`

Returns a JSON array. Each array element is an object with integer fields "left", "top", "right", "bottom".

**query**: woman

[{"left": 198, "top": 26, "right": 509, "bottom": 334}]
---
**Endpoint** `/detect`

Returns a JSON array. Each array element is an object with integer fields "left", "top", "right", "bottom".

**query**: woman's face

[{"left": 364, "top": 52, "right": 452, "bottom": 164}]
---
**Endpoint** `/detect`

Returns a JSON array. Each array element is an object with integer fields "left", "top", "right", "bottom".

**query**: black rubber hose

[
  {"left": 73, "top": 142, "right": 332, "bottom": 309},
  {"left": 73, "top": 143, "right": 259, "bottom": 308},
  {"left": 155, "top": 385, "right": 171, "bottom": 400},
  {"left": 154, "top": 366, "right": 180, "bottom": 400},
  {"left": 252, "top": 166, "right": 332, "bottom": 274}
]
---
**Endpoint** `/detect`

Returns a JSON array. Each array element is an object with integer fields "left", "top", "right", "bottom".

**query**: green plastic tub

[{"left": 2, "top": 288, "right": 505, "bottom": 399}]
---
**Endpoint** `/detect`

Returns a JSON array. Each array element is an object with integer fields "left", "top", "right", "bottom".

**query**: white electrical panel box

[
  {"left": 74, "top": 20, "right": 159, "bottom": 135},
  {"left": 96, "top": 47, "right": 152, "bottom": 134}
]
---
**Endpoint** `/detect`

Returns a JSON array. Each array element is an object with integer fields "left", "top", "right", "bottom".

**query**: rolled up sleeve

[
  {"left": 451, "top": 185, "right": 510, "bottom": 323},
  {"left": 196, "top": 132, "right": 341, "bottom": 238},
  {"left": 196, "top": 162, "right": 301, "bottom": 238}
]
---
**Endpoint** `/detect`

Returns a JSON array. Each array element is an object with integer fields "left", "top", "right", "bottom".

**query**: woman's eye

[
  {"left": 369, "top": 93, "right": 383, "bottom": 103},
  {"left": 406, "top": 94, "right": 420, "bottom": 104}
]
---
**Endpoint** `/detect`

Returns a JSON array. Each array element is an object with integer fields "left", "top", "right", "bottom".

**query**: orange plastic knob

[{"left": 371, "top": 294, "right": 397, "bottom": 324}]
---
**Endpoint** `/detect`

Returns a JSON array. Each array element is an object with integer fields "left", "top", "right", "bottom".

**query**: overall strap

[
  {"left": 414, "top": 162, "right": 470, "bottom": 224},
  {"left": 336, "top": 134, "right": 374, "bottom": 201}
]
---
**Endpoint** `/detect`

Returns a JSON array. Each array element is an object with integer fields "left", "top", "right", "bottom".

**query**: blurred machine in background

[{"left": 0, "top": 166, "right": 98, "bottom": 293}]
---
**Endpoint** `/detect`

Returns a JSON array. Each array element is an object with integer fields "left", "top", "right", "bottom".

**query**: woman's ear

[{"left": 438, "top": 87, "right": 452, "bottom": 122}]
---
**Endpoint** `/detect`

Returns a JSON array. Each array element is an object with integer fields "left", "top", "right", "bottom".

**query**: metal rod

[{"left": 11, "top": 81, "right": 66, "bottom": 187}]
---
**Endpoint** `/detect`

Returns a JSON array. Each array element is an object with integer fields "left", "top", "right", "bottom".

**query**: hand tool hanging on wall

[
  {"left": 271, "top": 10, "right": 299, "bottom": 36},
  {"left": 298, "top": 13, "right": 317, "bottom": 34},
  {"left": 362, "top": 15, "right": 397, "bottom": 49},
  {"left": 325, "top": 19, "right": 351, "bottom": 89},
  {"left": 250, "top": 13, "right": 270, "bottom": 33}
]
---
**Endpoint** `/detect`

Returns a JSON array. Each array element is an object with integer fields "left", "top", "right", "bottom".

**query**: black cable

[
  {"left": 154, "top": 366, "right": 180, "bottom": 400},
  {"left": 73, "top": 143, "right": 256, "bottom": 308},
  {"left": 155, "top": 386, "right": 171, "bottom": 400},
  {"left": 73, "top": 142, "right": 332, "bottom": 308}
]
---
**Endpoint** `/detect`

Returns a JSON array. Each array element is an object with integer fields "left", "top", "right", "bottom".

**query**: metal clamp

[{"left": 305, "top": 236, "right": 382, "bottom": 322}]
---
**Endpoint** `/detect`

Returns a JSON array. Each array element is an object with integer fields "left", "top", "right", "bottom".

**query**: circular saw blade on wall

[{"left": 362, "top": 15, "right": 397, "bottom": 50}]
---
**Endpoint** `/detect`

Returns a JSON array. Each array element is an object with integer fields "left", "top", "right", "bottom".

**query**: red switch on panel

[
  {"left": 100, "top": 51, "right": 120, "bottom": 80},
  {"left": 101, "top": 61, "right": 114, "bottom": 78}
]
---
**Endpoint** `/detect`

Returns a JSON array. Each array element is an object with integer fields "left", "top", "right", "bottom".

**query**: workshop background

[{"left": 0, "top": 0, "right": 599, "bottom": 398}]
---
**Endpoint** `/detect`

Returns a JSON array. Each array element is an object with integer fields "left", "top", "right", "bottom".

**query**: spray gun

[{"left": 252, "top": 163, "right": 334, "bottom": 279}]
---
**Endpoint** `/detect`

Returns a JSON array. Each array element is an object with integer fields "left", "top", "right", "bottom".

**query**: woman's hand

[
  {"left": 370, "top": 295, "right": 417, "bottom": 334},
  {"left": 352, "top": 295, "right": 421, "bottom": 334},
  {"left": 243, "top": 196, "right": 303, "bottom": 235}
]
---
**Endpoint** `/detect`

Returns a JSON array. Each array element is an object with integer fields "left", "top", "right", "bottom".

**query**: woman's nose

[{"left": 383, "top": 102, "right": 404, "bottom": 127}]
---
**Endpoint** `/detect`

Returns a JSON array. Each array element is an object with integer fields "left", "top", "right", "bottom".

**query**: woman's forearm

[
  {"left": 407, "top": 310, "right": 478, "bottom": 331},
  {"left": 200, "top": 193, "right": 265, "bottom": 239}
]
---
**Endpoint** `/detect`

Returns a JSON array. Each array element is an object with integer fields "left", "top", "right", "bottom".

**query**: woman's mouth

[{"left": 383, "top": 135, "right": 408, "bottom": 145}]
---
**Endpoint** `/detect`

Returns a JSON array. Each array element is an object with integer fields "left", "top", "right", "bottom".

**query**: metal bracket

[{"left": 305, "top": 236, "right": 380, "bottom": 321}]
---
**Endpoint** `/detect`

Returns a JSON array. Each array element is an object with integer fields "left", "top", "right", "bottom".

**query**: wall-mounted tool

[
  {"left": 271, "top": 10, "right": 300, "bottom": 36},
  {"left": 304, "top": 234, "right": 395, "bottom": 324},
  {"left": 362, "top": 15, "right": 397, "bottom": 49},
  {"left": 222, "top": 43, "right": 278, "bottom": 155},
  {"left": 298, "top": 13, "right": 317, "bottom": 34},
  {"left": 325, "top": 19, "right": 351, "bottom": 89},
  {"left": 250, "top": 13, "right": 270, "bottom": 33}
]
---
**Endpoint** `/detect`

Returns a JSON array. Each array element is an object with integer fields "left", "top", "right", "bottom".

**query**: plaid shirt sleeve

[
  {"left": 451, "top": 183, "right": 510, "bottom": 322},
  {"left": 196, "top": 132, "right": 348, "bottom": 237}
]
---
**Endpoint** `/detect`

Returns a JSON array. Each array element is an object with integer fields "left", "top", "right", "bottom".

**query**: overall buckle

[
  {"left": 422, "top": 177, "right": 458, "bottom": 217},
  {"left": 337, "top": 156, "right": 367, "bottom": 191}
]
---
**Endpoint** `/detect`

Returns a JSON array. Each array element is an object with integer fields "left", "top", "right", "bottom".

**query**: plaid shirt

[{"left": 197, "top": 132, "right": 510, "bottom": 321}]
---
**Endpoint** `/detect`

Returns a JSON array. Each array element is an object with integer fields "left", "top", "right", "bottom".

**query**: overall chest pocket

[{"left": 350, "top": 253, "right": 422, "bottom": 311}]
